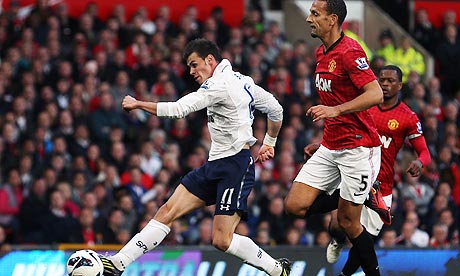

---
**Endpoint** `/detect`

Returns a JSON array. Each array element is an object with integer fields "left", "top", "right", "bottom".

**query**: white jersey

[{"left": 157, "top": 59, "right": 283, "bottom": 161}]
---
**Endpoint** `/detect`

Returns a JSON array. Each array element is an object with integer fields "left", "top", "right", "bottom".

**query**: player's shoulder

[
  {"left": 397, "top": 101, "right": 419, "bottom": 116},
  {"left": 341, "top": 35, "right": 366, "bottom": 54}
]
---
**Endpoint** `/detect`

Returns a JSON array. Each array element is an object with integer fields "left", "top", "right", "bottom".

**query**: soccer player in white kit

[{"left": 99, "top": 38, "right": 291, "bottom": 276}]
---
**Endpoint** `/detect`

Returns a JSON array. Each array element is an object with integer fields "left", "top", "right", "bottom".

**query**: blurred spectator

[
  {"left": 19, "top": 177, "right": 48, "bottom": 243},
  {"left": 376, "top": 28, "right": 396, "bottom": 64},
  {"left": 429, "top": 223, "right": 450, "bottom": 248},
  {"left": 400, "top": 174, "right": 435, "bottom": 217},
  {"left": 98, "top": 208, "right": 125, "bottom": 244},
  {"left": 436, "top": 24, "right": 460, "bottom": 99},
  {"left": 393, "top": 36, "right": 425, "bottom": 82},
  {"left": 259, "top": 195, "right": 291, "bottom": 244},
  {"left": 438, "top": 208, "right": 459, "bottom": 245},
  {"left": 117, "top": 193, "right": 137, "bottom": 236},
  {"left": 412, "top": 8, "right": 437, "bottom": 54},
  {"left": 397, "top": 211, "right": 430, "bottom": 247},
  {"left": 75, "top": 207, "right": 98, "bottom": 245},
  {"left": 378, "top": 227, "right": 398, "bottom": 247},
  {"left": 0, "top": 168, "right": 23, "bottom": 242},
  {"left": 41, "top": 189, "right": 78, "bottom": 244},
  {"left": 314, "top": 230, "right": 331, "bottom": 248}
]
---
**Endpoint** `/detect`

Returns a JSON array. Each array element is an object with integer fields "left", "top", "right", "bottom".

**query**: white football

[{"left": 67, "top": 249, "right": 104, "bottom": 276}]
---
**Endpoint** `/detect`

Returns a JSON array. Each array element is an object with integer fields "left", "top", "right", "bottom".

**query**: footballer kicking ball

[{"left": 67, "top": 249, "right": 104, "bottom": 276}]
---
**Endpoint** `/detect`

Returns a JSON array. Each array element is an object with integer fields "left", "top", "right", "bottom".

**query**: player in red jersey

[
  {"left": 284, "top": 1, "right": 383, "bottom": 276},
  {"left": 305, "top": 65, "right": 432, "bottom": 275},
  {"left": 336, "top": 65, "right": 431, "bottom": 275}
]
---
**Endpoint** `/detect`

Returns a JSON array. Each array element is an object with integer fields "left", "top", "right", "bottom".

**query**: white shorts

[
  {"left": 361, "top": 194, "right": 392, "bottom": 236},
  {"left": 294, "top": 145, "right": 381, "bottom": 204}
]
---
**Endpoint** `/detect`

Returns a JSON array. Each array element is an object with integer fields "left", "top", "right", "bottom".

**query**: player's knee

[
  {"left": 337, "top": 215, "right": 361, "bottom": 237},
  {"left": 212, "top": 234, "right": 231, "bottom": 251}
]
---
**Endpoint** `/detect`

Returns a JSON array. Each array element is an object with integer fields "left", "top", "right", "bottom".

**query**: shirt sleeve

[
  {"left": 342, "top": 48, "right": 376, "bottom": 90},
  {"left": 407, "top": 112, "right": 431, "bottom": 167},
  {"left": 157, "top": 78, "right": 227, "bottom": 118},
  {"left": 252, "top": 84, "right": 283, "bottom": 122}
]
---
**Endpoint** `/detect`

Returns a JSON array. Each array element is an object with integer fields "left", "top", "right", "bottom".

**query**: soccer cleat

[
  {"left": 99, "top": 255, "right": 124, "bottom": 276},
  {"left": 326, "top": 238, "right": 343, "bottom": 264},
  {"left": 365, "top": 180, "right": 392, "bottom": 225},
  {"left": 277, "top": 258, "right": 292, "bottom": 276}
]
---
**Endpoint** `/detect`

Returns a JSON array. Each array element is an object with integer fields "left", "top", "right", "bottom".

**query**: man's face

[
  {"left": 306, "top": 0, "right": 333, "bottom": 39},
  {"left": 378, "top": 69, "right": 402, "bottom": 101},
  {"left": 186, "top": 52, "right": 213, "bottom": 84}
]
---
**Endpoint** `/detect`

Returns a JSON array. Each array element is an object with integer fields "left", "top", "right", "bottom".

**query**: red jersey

[
  {"left": 369, "top": 101, "right": 424, "bottom": 196},
  {"left": 315, "top": 34, "right": 380, "bottom": 150}
]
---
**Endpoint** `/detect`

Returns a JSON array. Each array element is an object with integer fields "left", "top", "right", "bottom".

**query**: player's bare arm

[
  {"left": 306, "top": 80, "right": 382, "bottom": 121},
  {"left": 335, "top": 80, "right": 383, "bottom": 114},
  {"left": 122, "top": 95, "right": 158, "bottom": 115}
]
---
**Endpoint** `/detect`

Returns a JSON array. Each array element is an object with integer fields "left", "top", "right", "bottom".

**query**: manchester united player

[
  {"left": 284, "top": 1, "right": 383, "bottom": 276},
  {"left": 334, "top": 65, "right": 431, "bottom": 275}
]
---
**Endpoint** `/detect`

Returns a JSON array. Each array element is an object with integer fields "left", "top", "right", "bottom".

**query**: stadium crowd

[{"left": 0, "top": 0, "right": 459, "bottom": 256}]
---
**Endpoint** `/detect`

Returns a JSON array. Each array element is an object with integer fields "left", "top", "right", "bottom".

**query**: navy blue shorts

[{"left": 181, "top": 149, "right": 254, "bottom": 219}]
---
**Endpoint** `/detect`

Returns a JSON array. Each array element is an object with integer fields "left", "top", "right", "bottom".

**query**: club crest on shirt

[
  {"left": 328, "top": 59, "right": 336, "bottom": 72},
  {"left": 200, "top": 80, "right": 214, "bottom": 90},
  {"left": 354, "top": 57, "right": 369, "bottom": 70},
  {"left": 387, "top": 119, "right": 399, "bottom": 130}
]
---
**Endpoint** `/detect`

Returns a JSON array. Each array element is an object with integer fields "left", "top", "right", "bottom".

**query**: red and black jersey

[
  {"left": 315, "top": 34, "right": 380, "bottom": 150},
  {"left": 369, "top": 101, "right": 424, "bottom": 196}
]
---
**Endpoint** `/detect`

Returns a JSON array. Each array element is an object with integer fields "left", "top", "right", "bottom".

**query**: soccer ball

[{"left": 67, "top": 249, "right": 104, "bottom": 276}]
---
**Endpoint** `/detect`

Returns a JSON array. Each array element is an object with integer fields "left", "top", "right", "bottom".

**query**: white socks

[
  {"left": 110, "top": 222, "right": 282, "bottom": 276},
  {"left": 225, "top": 233, "right": 282, "bottom": 276},
  {"left": 111, "top": 219, "right": 170, "bottom": 270}
]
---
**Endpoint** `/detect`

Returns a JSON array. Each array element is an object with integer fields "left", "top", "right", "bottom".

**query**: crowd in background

[{"left": 0, "top": 0, "right": 459, "bottom": 256}]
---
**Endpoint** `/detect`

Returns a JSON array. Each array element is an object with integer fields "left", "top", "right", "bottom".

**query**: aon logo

[
  {"left": 315, "top": 74, "right": 332, "bottom": 92},
  {"left": 380, "top": 135, "right": 392, "bottom": 149}
]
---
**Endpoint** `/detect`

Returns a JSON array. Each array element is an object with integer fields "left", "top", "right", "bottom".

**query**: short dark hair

[
  {"left": 183, "top": 38, "right": 222, "bottom": 62},
  {"left": 381, "top": 65, "right": 403, "bottom": 82},
  {"left": 323, "top": 0, "right": 347, "bottom": 26}
]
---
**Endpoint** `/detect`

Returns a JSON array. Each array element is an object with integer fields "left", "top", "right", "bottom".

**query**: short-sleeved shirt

[
  {"left": 315, "top": 34, "right": 380, "bottom": 150},
  {"left": 369, "top": 101, "right": 424, "bottom": 196}
]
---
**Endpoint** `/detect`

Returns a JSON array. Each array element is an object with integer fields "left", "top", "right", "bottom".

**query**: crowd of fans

[{"left": 0, "top": 0, "right": 459, "bottom": 256}]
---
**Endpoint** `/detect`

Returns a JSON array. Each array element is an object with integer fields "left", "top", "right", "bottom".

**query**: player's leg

[
  {"left": 340, "top": 205, "right": 385, "bottom": 275},
  {"left": 337, "top": 146, "right": 381, "bottom": 276},
  {"left": 325, "top": 210, "right": 347, "bottom": 264},
  {"left": 213, "top": 213, "right": 290, "bottom": 276},
  {"left": 285, "top": 145, "right": 340, "bottom": 217},
  {"left": 212, "top": 150, "right": 291, "bottom": 276},
  {"left": 101, "top": 184, "right": 206, "bottom": 275},
  {"left": 307, "top": 189, "right": 340, "bottom": 217}
]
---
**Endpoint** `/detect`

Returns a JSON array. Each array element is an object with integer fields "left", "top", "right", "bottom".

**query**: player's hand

[
  {"left": 122, "top": 95, "right": 138, "bottom": 112},
  {"left": 306, "top": 105, "right": 340, "bottom": 122},
  {"left": 255, "top": 144, "right": 275, "bottom": 163},
  {"left": 304, "top": 143, "right": 320, "bottom": 160},
  {"left": 406, "top": 160, "right": 423, "bottom": 177}
]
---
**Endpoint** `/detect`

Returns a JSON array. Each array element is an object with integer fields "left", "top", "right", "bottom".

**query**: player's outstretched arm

[{"left": 122, "top": 95, "right": 158, "bottom": 115}]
